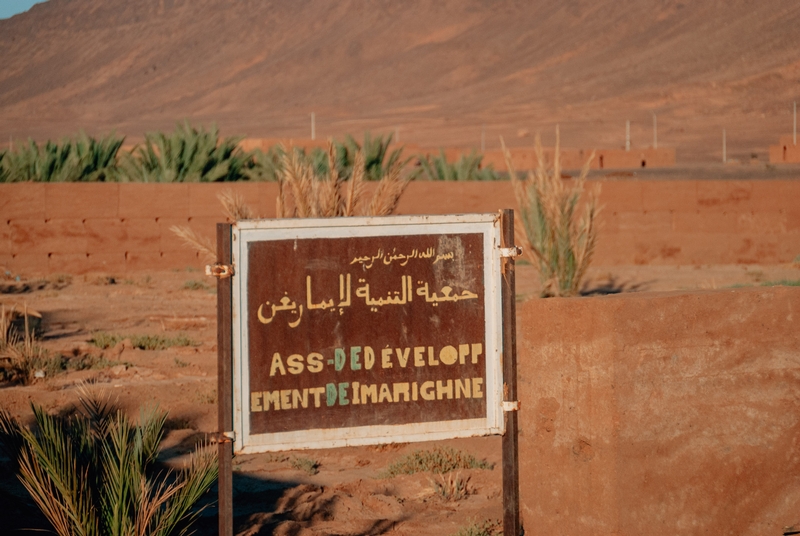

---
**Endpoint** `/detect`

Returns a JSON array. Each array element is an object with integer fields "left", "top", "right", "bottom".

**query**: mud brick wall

[
  {"left": 0, "top": 182, "right": 279, "bottom": 275},
  {"left": 1, "top": 179, "right": 799, "bottom": 275},
  {"left": 515, "top": 285, "right": 800, "bottom": 535},
  {"left": 395, "top": 179, "right": 800, "bottom": 266},
  {"left": 593, "top": 179, "right": 800, "bottom": 265}
]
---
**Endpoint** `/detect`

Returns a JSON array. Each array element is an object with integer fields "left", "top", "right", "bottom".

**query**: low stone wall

[
  {"left": 0, "top": 179, "right": 799, "bottom": 275},
  {"left": 516, "top": 286, "right": 800, "bottom": 535}
]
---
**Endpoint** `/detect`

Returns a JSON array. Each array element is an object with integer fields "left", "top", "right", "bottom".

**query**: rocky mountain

[{"left": 1, "top": 0, "right": 799, "bottom": 161}]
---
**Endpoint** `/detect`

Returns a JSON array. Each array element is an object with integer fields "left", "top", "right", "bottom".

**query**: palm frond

[
  {"left": 6, "top": 394, "right": 216, "bottom": 536},
  {"left": 419, "top": 149, "right": 500, "bottom": 181}
]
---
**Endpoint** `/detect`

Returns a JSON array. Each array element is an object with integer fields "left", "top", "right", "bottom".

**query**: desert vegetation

[
  {"left": 119, "top": 121, "right": 255, "bottom": 183},
  {"left": 171, "top": 140, "right": 413, "bottom": 259},
  {"left": 380, "top": 446, "right": 492, "bottom": 477},
  {"left": 504, "top": 128, "right": 600, "bottom": 297},
  {"left": 330, "top": 132, "right": 407, "bottom": 181},
  {"left": 0, "top": 132, "right": 123, "bottom": 182},
  {"left": 0, "top": 305, "right": 56, "bottom": 384},
  {"left": 273, "top": 141, "right": 410, "bottom": 218},
  {"left": 89, "top": 332, "right": 196, "bottom": 351},
  {"left": 418, "top": 150, "right": 500, "bottom": 181},
  {"left": 0, "top": 389, "right": 217, "bottom": 536},
  {"left": 449, "top": 519, "right": 501, "bottom": 536},
  {"left": 0, "top": 306, "right": 158, "bottom": 384},
  {"left": 0, "top": 124, "right": 506, "bottom": 184}
]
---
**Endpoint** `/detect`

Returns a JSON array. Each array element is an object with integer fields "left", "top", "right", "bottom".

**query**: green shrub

[
  {"left": 120, "top": 121, "right": 255, "bottom": 182},
  {"left": 504, "top": 129, "right": 599, "bottom": 297},
  {"left": 0, "top": 392, "right": 217, "bottom": 536},
  {"left": 182, "top": 279, "right": 208, "bottom": 291},
  {"left": 380, "top": 446, "right": 492, "bottom": 477},
  {"left": 450, "top": 519, "right": 501, "bottom": 536},
  {"left": 761, "top": 279, "right": 800, "bottom": 287},
  {"left": 419, "top": 150, "right": 500, "bottom": 181},
  {"left": 0, "top": 132, "right": 123, "bottom": 182},
  {"left": 90, "top": 332, "right": 196, "bottom": 350},
  {"left": 291, "top": 457, "right": 320, "bottom": 475},
  {"left": 432, "top": 471, "right": 471, "bottom": 502}
]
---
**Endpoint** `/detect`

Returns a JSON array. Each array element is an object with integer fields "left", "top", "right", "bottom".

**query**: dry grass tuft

[
  {"left": 450, "top": 519, "right": 501, "bottom": 536},
  {"left": 380, "top": 446, "right": 492, "bottom": 478},
  {"left": 219, "top": 189, "right": 256, "bottom": 221},
  {"left": 169, "top": 225, "right": 216, "bottom": 261},
  {"left": 171, "top": 140, "right": 411, "bottom": 260},
  {"left": 0, "top": 304, "right": 58, "bottom": 384},
  {"left": 503, "top": 127, "right": 600, "bottom": 297},
  {"left": 276, "top": 142, "right": 408, "bottom": 218},
  {"left": 432, "top": 471, "right": 471, "bottom": 502}
]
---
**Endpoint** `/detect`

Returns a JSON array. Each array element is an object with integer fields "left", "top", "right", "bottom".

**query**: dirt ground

[{"left": 1, "top": 261, "right": 799, "bottom": 535}]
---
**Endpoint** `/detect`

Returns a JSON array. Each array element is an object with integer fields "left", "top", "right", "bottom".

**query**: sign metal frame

[{"left": 230, "top": 213, "right": 506, "bottom": 454}]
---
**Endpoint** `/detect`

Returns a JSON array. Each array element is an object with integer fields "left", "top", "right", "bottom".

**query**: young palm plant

[
  {"left": 332, "top": 132, "right": 405, "bottom": 181},
  {"left": 120, "top": 121, "right": 254, "bottom": 182},
  {"left": 0, "top": 132, "right": 123, "bottom": 182},
  {"left": 418, "top": 150, "right": 500, "bottom": 181},
  {"left": 0, "top": 390, "right": 217, "bottom": 536},
  {"left": 503, "top": 128, "right": 600, "bottom": 297},
  {"left": 71, "top": 131, "right": 125, "bottom": 182}
]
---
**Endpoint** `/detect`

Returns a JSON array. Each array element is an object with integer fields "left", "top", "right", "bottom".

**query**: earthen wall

[
  {"left": 1, "top": 179, "right": 799, "bottom": 275},
  {"left": 478, "top": 146, "right": 676, "bottom": 171},
  {"left": 241, "top": 138, "right": 676, "bottom": 170},
  {"left": 516, "top": 286, "right": 800, "bottom": 535},
  {"left": 769, "top": 135, "right": 800, "bottom": 163}
]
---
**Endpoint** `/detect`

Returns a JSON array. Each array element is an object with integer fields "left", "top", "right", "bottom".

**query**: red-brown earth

[{"left": 1, "top": 258, "right": 798, "bottom": 535}]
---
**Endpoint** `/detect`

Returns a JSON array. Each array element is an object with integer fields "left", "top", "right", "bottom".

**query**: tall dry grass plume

[
  {"left": 0, "top": 304, "right": 53, "bottom": 384},
  {"left": 275, "top": 142, "right": 408, "bottom": 217},
  {"left": 169, "top": 226, "right": 216, "bottom": 261},
  {"left": 171, "top": 141, "right": 410, "bottom": 258},
  {"left": 503, "top": 127, "right": 600, "bottom": 297},
  {"left": 170, "top": 190, "right": 255, "bottom": 260}
]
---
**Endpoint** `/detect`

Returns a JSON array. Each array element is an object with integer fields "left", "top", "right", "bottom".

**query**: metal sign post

[
  {"left": 215, "top": 212, "right": 520, "bottom": 534},
  {"left": 500, "top": 209, "right": 521, "bottom": 536},
  {"left": 215, "top": 223, "right": 234, "bottom": 536}
]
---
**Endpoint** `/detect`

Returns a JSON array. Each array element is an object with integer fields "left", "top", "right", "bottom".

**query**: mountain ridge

[{"left": 1, "top": 0, "right": 799, "bottom": 162}]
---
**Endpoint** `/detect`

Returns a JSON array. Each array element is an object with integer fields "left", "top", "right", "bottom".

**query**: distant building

[{"left": 769, "top": 135, "right": 800, "bottom": 163}]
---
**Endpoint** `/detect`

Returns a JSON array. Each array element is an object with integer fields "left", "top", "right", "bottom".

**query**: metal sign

[{"left": 230, "top": 214, "right": 506, "bottom": 453}]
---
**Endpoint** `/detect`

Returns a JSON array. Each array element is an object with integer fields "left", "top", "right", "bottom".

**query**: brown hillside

[{"left": 1, "top": 0, "right": 799, "bottom": 162}]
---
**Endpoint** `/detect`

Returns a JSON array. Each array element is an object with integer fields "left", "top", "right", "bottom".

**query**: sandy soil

[{"left": 1, "top": 261, "right": 798, "bottom": 535}]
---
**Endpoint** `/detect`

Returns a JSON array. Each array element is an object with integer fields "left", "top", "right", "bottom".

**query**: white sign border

[{"left": 231, "top": 214, "right": 505, "bottom": 453}]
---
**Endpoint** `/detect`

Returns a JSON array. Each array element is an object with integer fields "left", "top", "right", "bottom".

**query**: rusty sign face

[{"left": 231, "top": 214, "right": 504, "bottom": 453}]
